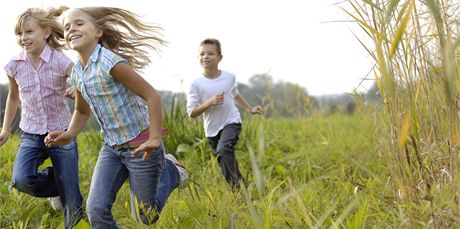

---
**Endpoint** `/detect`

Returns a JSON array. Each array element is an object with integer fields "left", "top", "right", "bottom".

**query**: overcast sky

[{"left": 0, "top": 0, "right": 375, "bottom": 96}]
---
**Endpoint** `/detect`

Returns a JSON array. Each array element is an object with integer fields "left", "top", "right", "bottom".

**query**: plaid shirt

[
  {"left": 68, "top": 44, "right": 149, "bottom": 145},
  {"left": 4, "top": 44, "right": 72, "bottom": 134}
]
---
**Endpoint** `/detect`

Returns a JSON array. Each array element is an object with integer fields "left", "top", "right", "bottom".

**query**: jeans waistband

[
  {"left": 111, "top": 128, "right": 169, "bottom": 150},
  {"left": 21, "top": 130, "right": 48, "bottom": 137}
]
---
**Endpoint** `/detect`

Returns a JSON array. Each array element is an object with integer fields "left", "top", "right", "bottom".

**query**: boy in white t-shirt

[{"left": 186, "top": 38, "right": 263, "bottom": 188}]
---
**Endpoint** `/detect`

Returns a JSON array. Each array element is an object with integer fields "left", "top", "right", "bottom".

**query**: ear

[
  {"left": 95, "top": 28, "right": 103, "bottom": 39},
  {"left": 43, "top": 27, "right": 52, "bottom": 40}
]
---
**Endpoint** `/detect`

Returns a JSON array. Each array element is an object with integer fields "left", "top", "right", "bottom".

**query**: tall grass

[
  {"left": 0, "top": 104, "right": 392, "bottom": 228},
  {"left": 345, "top": 0, "right": 460, "bottom": 227}
]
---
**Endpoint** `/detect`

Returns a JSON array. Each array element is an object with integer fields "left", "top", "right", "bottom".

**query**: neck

[
  {"left": 78, "top": 42, "right": 99, "bottom": 67},
  {"left": 203, "top": 68, "right": 220, "bottom": 79},
  {"left": 27, "top": 46, "right": 45, "bottom": 69}
]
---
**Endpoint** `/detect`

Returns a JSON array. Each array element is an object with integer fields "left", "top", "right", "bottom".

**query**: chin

[{"left": 69, "top": 44, "right": 81, "bottom": 51}]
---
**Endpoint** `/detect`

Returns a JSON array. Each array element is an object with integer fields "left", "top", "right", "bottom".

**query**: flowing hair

[
  {"left": 76, "top": 7, "right": 166, "bottom": 69},
  {"left": 15, "top": 6, "right": 69, "bottom": 50}
]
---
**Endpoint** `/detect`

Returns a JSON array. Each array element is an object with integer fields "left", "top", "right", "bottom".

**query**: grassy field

[
  {"left": 2, "top": 0, "right": 460, "bottom": 227},
  {"left": 0, "top": 108, "right": 398, "bottom": 228}
]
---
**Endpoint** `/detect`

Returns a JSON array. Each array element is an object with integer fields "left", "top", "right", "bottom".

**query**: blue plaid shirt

[{"left": 68, "top": 44, "right": 149, "bottom": 145}]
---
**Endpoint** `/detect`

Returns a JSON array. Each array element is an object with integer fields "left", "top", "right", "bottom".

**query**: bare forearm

[
  {"left": 234, "top": 94, "right": 263, "bottom": 115},
  {"left": 66, "top": 110, "right": 90, "bottom": 137},
  {"left": 66, "top": 91, "right": 91, "bottom": 137},
  {"left": 1, "top": 97, "right": 19, "bottom": 133},
  {"left": 190, "top": 101, "right": 212, "bottom": 118},
  {"left": 234, "top": 95, "right": 252, "bottom": 112},
  {"left": 146, "top": 94, "right": 163, "bottom": 140},
  {"left": 190, "top": 93, "right": 225, "bottom": 118}
]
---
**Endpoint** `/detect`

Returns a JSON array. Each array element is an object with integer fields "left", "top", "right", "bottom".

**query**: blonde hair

[
  {"left": 76, "top": 7, "right": 166, "bottom": 69},
  {"left": 15, "top": 6, "right": 68, "bottom": 50}
]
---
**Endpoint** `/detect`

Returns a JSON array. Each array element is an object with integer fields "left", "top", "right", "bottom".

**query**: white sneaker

[
  {"left": 48, "top": 196, "right": 63, "bottom": 211},
  {"left": 165, "top": 154, "right": 189, "bottom": 189}
]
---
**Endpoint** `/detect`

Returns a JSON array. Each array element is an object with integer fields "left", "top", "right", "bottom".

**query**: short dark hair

[{"left": 200, "top": 38, "right": 221, "bottom": 55}]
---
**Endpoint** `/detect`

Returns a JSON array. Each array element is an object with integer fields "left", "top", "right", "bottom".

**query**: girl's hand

[
  {"left": 0, "top": 132, "right": 10, "bottom": 146},
  {"left": 44, "top": 131, "right": 72, "bottom": 147},
  {"left": 131, "top": 138, "right": 162, "bottom": 161},
  {"left": 250, "top": 105, "right": 263, "bottom": 115},
  {"left": 64, "top": 87, "right": 76, "bottom": 99}
]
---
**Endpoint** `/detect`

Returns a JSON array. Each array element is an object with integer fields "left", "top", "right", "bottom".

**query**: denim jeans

[
  {"left": 207, "top": 123, "right": 245, "bottom": 187},
  {"left": 11, "top": 131, "right": 83, "bottom": 228},
  {"left": 86, "top": 143, "right": 179, "bottom": 228}
]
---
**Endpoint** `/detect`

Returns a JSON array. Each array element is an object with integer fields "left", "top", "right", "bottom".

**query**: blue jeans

[
  {"left": 207, "top": 123, "right": 245, "bottom": 187},
  {"left": 11, "top": 131, "right": 83, "bottom": 229},
  {"left": 86, "top": 143, "right": 179, "bottom": 228}
]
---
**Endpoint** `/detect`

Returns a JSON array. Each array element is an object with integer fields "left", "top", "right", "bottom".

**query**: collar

[
  {"left": 76, "top": 43, "right": 102, "bottom": 69},
  {"left": 13, "top": 44, "right": 53, "bottom": 63}
]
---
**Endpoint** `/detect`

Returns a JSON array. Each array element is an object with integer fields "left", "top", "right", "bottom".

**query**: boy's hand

[
  {"left": 45, "top": 131, "right": 71, "bottom": 147},
  {"left": 249, "top": 105, "right": 263, "bottom": 115},
  {"left": 0, "top": 132, "right": 10, "bottom": 146},
  {"left": 208, "top": 92, "right": 224, "bottom": 107}
]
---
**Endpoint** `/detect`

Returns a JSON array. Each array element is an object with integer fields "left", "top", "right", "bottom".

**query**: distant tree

[
  {"left": 246, "top": 73, "right": 313, "bottom": 117},
  {"left": 158, "top": 90, "right": 186, "bottom": 113},
  {"left": 0, "top": 84, "right": 8, "bottom": 126},
  {"left": 366, "top": 81, "right": 381, "bottom": 102},
  {"left": 314, "top": 93, "right": 357, "bottom": 115},
  {"left": 248, "top": 74, "right": 273, "bottom": 116},
  {"left": 0, "top": 72, "right": 361, "bottom": 131},
  {"left": 345, "top": 97, "right": 357, "bottom": 115},
  {"left": 0, "top": 84, "right": 21, "bottom": 133}
]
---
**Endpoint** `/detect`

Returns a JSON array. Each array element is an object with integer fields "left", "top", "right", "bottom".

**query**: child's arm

[
  {"left": 0, "top": 77, "right": 20, "bottom": 146},
  {"left": 64, "top": 63, "right": 76, "bottom": 99},
  {"left": 189, "top": 92, "right": 224, "bottom": 118},
  {"left": 44, "top": 90, "right": 91, "bottom": 146},
  {"left": 234, "top": 94, "right": 263, "bottom": 115},
  {"left": 109, "top": 62, "right": 162, "bottom": 161}
]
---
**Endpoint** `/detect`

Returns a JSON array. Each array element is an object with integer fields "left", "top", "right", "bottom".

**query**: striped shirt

[
  {"left": 68, "top": 44, "right": 149, "bottom": 146},
  {"left": 4, "top": 44, "right": 72, "bottom": 134}
]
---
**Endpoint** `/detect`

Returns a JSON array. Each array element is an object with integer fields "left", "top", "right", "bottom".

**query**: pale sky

[{"left": 0, "top": 0, "right": 375, "bottom": 96}]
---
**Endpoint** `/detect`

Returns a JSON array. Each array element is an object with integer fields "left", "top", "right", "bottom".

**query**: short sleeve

[
  {"left": 56, "top": 51, "right": 73, "bottom": 77},
  {"left": 101, "top": 49, "right": 127, "bottom": 73},
  {"left": 67, "top": 68, "right": 77, "bottom": 87},
  {"left": 3, "top": 59, "right": 17, "bottom": 78}
]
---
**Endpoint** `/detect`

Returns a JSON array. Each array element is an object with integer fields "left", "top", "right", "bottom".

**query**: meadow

[
  {"left": 2, "top": 0, "right": 460, "bottom": 228},
  {"left": 0, "top": 108, "right": 393, "bottom": 228}
]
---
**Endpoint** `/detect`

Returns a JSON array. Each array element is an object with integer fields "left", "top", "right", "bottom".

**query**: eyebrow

[{"left": 64, "top": 18, "right": 84, "bottom": 27}]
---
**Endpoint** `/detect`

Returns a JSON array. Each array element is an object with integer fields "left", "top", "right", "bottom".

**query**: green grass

[{"left": 0, "top": 109, "right": 411, "bottom": 228}]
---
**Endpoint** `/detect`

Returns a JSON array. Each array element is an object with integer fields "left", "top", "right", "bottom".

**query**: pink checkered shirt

[{"left": 4, "top": 44, "right": 73, "bottom": 134}]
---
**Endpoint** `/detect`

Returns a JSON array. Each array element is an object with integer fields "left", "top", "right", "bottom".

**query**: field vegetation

[{"left": 1, "top": 0, "right": 460, "bottom": 228}]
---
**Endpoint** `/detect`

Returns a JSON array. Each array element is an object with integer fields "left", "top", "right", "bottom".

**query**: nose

[
  {"left": 20, "top": 33, "right": 28, "bottom": 41},
  {"left": 65, "top": 24, "right": 76, "bottom": 34}
]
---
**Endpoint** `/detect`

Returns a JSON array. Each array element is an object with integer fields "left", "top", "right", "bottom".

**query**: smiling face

[
  {"left": 198, "top": 44, "right": 222, "bottom": 70},
  {"left": 16, "top": 17, "right": 50, "bottom": 56},
  {"left": 63, "top": 9, "right": 102, "bottom": 55}
]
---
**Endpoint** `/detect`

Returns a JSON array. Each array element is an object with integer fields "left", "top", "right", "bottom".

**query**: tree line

[{"left": 0, "top": 74, "right": 368, "bottom": 132}]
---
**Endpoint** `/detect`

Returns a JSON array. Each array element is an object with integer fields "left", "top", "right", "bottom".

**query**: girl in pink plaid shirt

[{"left": 0, "top": 7, "right": 83, "bottom": 228}]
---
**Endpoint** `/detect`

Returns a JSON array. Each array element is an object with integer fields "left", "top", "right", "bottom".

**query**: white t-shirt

[{"left": 187, "top": 70, "right": 242, "bottom": 137}]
